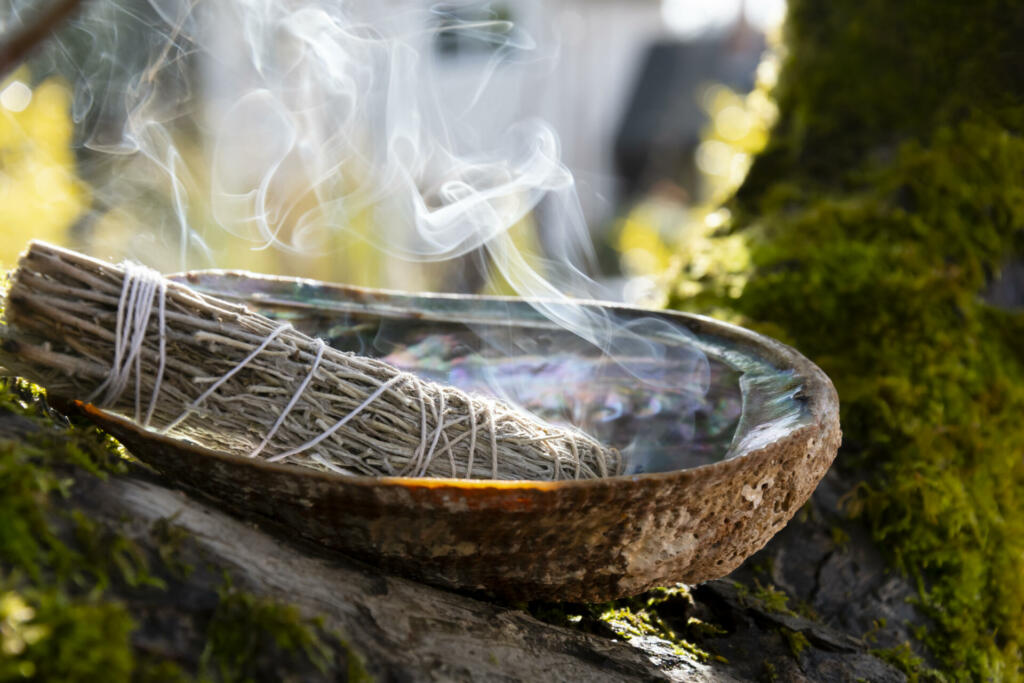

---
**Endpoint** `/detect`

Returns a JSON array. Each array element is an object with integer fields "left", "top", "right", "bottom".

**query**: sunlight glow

[
  {"left": 0, "top": 81, "right": 31, "bottom": 112},
  {"left": 662, "top": 0, "right": 786, "bottom": 37}
]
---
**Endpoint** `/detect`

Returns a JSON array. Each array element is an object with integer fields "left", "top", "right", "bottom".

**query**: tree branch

[{"left": 0, "top": 0, "right": 89, "bottom": 81}]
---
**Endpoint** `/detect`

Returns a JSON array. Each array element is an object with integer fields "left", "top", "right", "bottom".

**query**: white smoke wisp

[
  {"left": 200, "top": 2, "right": 555, "bottom": 261},
  {"left": 16, "top": 0, "right": 713, "bottom": 471}
]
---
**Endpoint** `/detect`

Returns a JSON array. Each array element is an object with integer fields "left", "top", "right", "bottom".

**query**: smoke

[{"left": 9, "top": 0, "right": 712, "bottom": 470}]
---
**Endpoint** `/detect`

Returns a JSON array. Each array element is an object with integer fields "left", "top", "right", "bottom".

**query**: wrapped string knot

[{"left": 0, "top": 242, "right": 623, "bottom": 480}]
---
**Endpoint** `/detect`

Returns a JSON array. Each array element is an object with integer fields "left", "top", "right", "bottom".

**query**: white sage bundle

[{"left": 0, "top": 242, "right": 622, "bottom": 480}]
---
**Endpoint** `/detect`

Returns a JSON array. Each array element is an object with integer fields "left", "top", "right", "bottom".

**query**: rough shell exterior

[{"left": 77, "top": 305, "right": 839, "bottom": 602}]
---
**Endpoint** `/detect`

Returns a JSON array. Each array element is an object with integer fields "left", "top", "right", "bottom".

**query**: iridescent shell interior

[{"left": 175, "top": 271, "right": 808, "bottom": 476}]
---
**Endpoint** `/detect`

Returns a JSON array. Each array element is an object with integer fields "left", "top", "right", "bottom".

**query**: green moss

[
  {"left": 780, "top": 628, "right": 810, "bottom": 660},
  {"left": 0, "top": 379, "right": 170, "bottom": 681},
  {"left": 200, "top": 580, "right": 371, "bottom": 683},
  {"left": 685, "top": 617, "right": 727, "bottom": 639},
  {"left": 862, "top": 618, "right": 887, "bottom": 645},
  {"left": 72, "top": 510, "right": 167, "bottom": 591},
  {"left": 829, "top": 526, "right": 850, "bottom": 550},
  {"left": 0, "top": 388, "right": 123, "bottom": 582},
  {"left": 0, "top": 583, "right": 137, "bottom": 682},
  {"left": 601, "top": 585, "right": 736, "bottom": 663},
  {"left": 529, "top": 584, "right": 723, "bottom": 663},
  {"left": 731, "top": 578, "right": 817, "bottom": 620},
  {"left": 150, "top": 515, "right": 195, "bottom": 579},
  {"left": 748, "top": 581, "right": 794, "bottom": 617},
  {"left": 669, "top": 1, "right": 1024, "bottom": 679},
  {"left": 737, "top": 1, "right": 1024, "bottom": 202},
  {"left": 0, "top": 377, "right": 370, "bottom": 680},
  {"left": 599, "top": 602, "right": 715, "bottom": 662},
  {"left": 870, "top": 642, "right": 933, "bottom": 683}
]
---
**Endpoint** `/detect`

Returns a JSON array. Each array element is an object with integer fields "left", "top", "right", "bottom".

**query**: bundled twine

[{"left": 0, "top": 242, "right": 623, "bottom": 480}]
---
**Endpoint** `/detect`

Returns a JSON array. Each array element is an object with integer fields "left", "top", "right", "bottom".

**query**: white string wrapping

[{"left": 87, "top": 262, "right": 167, "bottom": 427}]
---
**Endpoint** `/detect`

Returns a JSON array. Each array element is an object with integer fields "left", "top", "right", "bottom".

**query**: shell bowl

[{"left": 78, "top": 273, "right": 840, "bottom": 601}]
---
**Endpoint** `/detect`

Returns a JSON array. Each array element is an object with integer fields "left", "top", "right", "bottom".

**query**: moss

[
  {"left": 737, "top": 1, "right": 1024, "bottom": 202},
  {"left": 0, "top": 380, "right": 167, "bottom": 681},
  {"left": 599, "top": 602, "right": 715, "bottom": 662},
  {"left": 530, "top": 584, "right": 724, "bottom": 663},
  {"left": 0, "top": 385, "right": 124, "bottom": 583},
  {"left": 748, "top": 581, "right": 793, "bottom": 617},
  {"left": 669, "top": 1, "right": 1024, "bottom": 679},
  {"left": 201, "top": 579, "right": 371, "bottom": 683},
  {"left": 0, "top": 583, "right": 137, "bottom": 682},
  {"left": 870, "top": 642, "right": 935, "bottom": 683},
  {"left": 150, "top": 515, "right": 195, "bottom": 580},
  {"left": 0, "top": 377, "right": 370, "bottom": 680},
  {"left": 685, "top": 617, "right": 727, "bottom": 639},
  {"left": 72, "top": 510, "right": 167, "bottom": 591},
  {"left": 779, "top": 628, "right": 810, "bottom": 660},
  {"left": 731, "top": 578, "right": 818, "bottom": 621},
  {"left": 862, "top": 618, "right": 887, "bottom": 645},
  {"left": 603, "top": 585, "right": 736, "bottom": 663},
  {"left": 829, "top": 526, "right": 850, "bottom": 551}
]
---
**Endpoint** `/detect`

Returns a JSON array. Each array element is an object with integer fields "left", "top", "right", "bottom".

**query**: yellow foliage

[
  {"left": 0, "top": 591, "right": 49, "bottom": 658},
  {"left": 616, "top": 72, "right": 773, "bottom": 307},
  {"left": 0, "top": 69, "right": 88, "bottom": 268},
  {"left": 617, "top": 209, "right": 674, "bottom": 277},
  {"left": 695, "top": 78, "right": 777, "bottom": 205}
]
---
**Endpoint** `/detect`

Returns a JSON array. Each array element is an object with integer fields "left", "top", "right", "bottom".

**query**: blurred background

[{"left": 0, "top": 0, "right": 783, "bottom": 303}]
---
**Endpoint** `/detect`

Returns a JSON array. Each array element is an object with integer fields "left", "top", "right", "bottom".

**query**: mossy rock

[
  {"left": 670, "top": 0, "right": 1024, "bottom": 679},
  {"left": 0, "top": 379, "right": 366, "bottom": 682}
]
